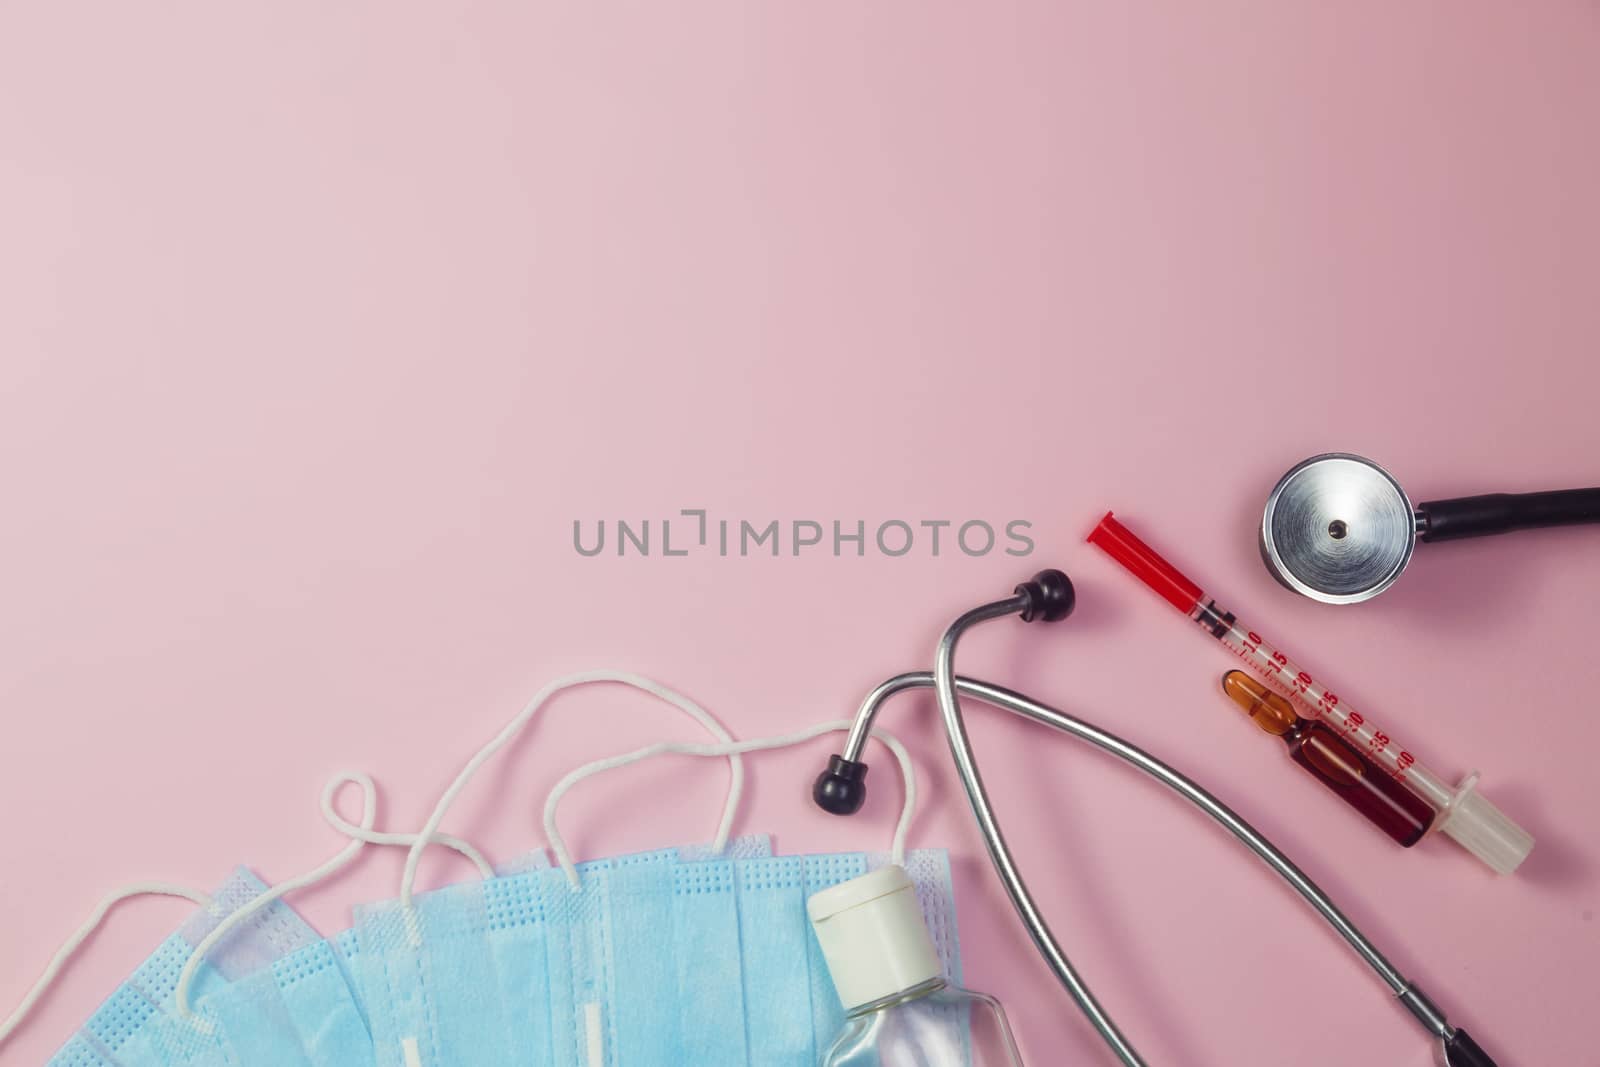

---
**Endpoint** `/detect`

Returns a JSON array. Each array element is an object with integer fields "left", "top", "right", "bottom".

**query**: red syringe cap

[{"left": 1086, "top": 512, "right": 1203, "bottom": 614}]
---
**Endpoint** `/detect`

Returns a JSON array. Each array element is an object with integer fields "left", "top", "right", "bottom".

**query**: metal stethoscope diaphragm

[{"left": 1260, "top": 452, "right": 1600, "bottom": 604}]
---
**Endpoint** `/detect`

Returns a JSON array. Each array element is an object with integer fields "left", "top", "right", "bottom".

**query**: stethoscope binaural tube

[
  {"left": 1261, "top": 452, "right": 1600, "bottom": 604},
  {"left": 813, "top": 570, "right": 1502, "bottom": 1067}
]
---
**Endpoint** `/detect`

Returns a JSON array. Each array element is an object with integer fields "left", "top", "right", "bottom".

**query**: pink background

[{"left": 2, "top": 4, "right": 1598, "bottom": 1065}]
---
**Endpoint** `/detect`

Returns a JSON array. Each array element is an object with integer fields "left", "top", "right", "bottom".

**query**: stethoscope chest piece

[{"left": 1261, "top": 453, "right": 1418, "bottom": 604}]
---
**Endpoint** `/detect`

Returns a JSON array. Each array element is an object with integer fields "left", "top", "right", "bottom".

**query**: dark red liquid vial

[{"left": 1222, "top": 671, "right": 1436, "bottom": 847}]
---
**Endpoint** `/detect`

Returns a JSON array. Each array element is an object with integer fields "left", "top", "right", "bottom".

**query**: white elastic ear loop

[
  {"left": 319, "top": 783, "right": 494, "bottom": 880},
  {"left": 400, "top": 670, "right": 744, "bottom": 908},
  {"left": 0, "top": 884, "right": 213, "bottom": 1049},
  {"left": 173, "top": 770, "right": 494, "bottom": 1019},
  {"left": 544, "top": 720, "right": 918, "bottom": 888}
]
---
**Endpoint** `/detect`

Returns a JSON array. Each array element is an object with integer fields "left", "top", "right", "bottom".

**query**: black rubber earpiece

[
  {"left": 1016, "top": 569, "right": 1075, "bottom": 623},
  {"left": 812, "top": 755, "right": 869, "bottom": 815}
]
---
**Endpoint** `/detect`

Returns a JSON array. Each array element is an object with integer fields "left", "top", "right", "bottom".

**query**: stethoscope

[
  {"left": 1260, "top": 452, "right": 1600, "bottom": 604},
  {"left": 813, "top": 570, "right": 1499, "bottom": 1067}
]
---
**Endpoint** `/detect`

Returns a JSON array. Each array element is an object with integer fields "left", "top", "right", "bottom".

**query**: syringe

[{"left": 1088, "top": 511, "right": 1534, "bottom": 875}]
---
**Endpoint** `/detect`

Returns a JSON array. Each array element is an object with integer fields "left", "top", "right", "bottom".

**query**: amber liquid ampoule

[{"left": 1220, "top": 671, "right": 1436, "bottom": 847}]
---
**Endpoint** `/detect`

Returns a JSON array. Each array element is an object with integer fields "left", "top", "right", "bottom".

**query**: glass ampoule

[
  {"left": 1221, "top": 671, "right": 1436, "bottom": 846},
  {"left": 809, "top": 866, "right": 1025, "bottom": 1067}
]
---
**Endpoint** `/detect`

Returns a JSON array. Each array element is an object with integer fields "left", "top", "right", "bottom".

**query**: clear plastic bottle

[
  {"left": 809, "top": 866, "right": 1026, "bottom": 1067},
  {"left": 821, "top": 976, "right": 1024, "bottom": 1067}
]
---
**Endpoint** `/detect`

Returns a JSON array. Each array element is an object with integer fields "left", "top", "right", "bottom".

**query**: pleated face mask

[
  {"left": 6, "top": 671, "right": 967, "bottom": 1067},
  {"left": 345, "top": 671, "right": 762, "bottom": 1067},
  {"left": 147, "top": 772, "right": 505, "bottom": 1067},
  {"left": 37, "top": 869, "right": 316, "bottom": 1067},
  {"left": 10, "top": 770, "right": 495, "bottom": 1067},
  {"left": 341, "top": 668, "right": 948, "bottom": 1067}
]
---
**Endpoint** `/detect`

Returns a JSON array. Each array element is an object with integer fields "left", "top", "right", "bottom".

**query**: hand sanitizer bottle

[{"left": 809, "top": 865, "right": 1026, "bottom": 1067}]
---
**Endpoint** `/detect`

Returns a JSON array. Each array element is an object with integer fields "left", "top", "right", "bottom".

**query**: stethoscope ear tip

[
  {"left": 813, "top": 755, "right": 869, "bottom": 816},
  {"left": 1015, "top": 569, "right": 1075, "bottom": 623}
]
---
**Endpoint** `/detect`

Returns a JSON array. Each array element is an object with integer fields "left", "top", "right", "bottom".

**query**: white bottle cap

[
  {"left": 1437, "top": 772, "right": 1534, "bottom": 875},
  {"left": 807, "top": 865, "right": 943, "bottom": 1011}
]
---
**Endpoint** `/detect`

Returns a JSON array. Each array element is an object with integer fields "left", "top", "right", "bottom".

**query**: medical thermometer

[{"left": 1089, "top": 511, "right": 1533, "bottom": 875}]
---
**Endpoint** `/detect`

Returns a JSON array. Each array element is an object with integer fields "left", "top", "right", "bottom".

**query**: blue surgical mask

[
  {"left": 17, "top": 675, "right": 958, "bottom": 1067},
  {"left": 329, "top": 929, "right": 369, "bottom": 1033},
  {"left": 607, "top": 847, "right": 729, "bottom": 1067},
  {"left": 269, "top": 937, "right": 374, "bottom": 1065},
  {"left": 480, "top": 836, "right": 775, "bottom": 1067},
  {"left": 353, "top": 838, "right": 770, "bottom": 1067},
  {"left": 651, "top": 852, "right": 750, "bottom": 1064},
  {"left": 47, "top": 868, "right": 321, "bottom": 1067},
  {"left": 550, "top": 838, "right": 778, "bottom": 1067},
  {"left": 164, "top": 935, "right": 374, "bottom": 1067},
  {"left": 25, "top": 769, "right": 496, "bottom": 1067},
  {"left": 540, "top": 857, "right": 616, "bottom": 1067},
  {"left": 357, "top": 875, "right": 526, "bottom": 1067},
  {"left": 41, "top": 841, "right": 965, "bottom": 1067},
  {"left": 736, "top": 854, "right": 821, "bottom": 1066},
  {"left": 354, "top": 671, "right": 774, "bottom": 1067},
  {"left": 44, "top": 1035, "right": 114, "bottom": 1067},
  {"left": 479, "top": 860, "right": 558, "bottom": 1067}
]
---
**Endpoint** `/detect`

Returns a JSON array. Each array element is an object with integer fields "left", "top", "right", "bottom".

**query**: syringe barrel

[
  {"left": 1089, "top": 510, "right": 1534, "bottom": 873},
  {"left": 1189, "top": 598, "right": 1455, "bottom": 813},
  {"left": 1193, "top": 601, "right": 1534, "bottom": 873}
]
